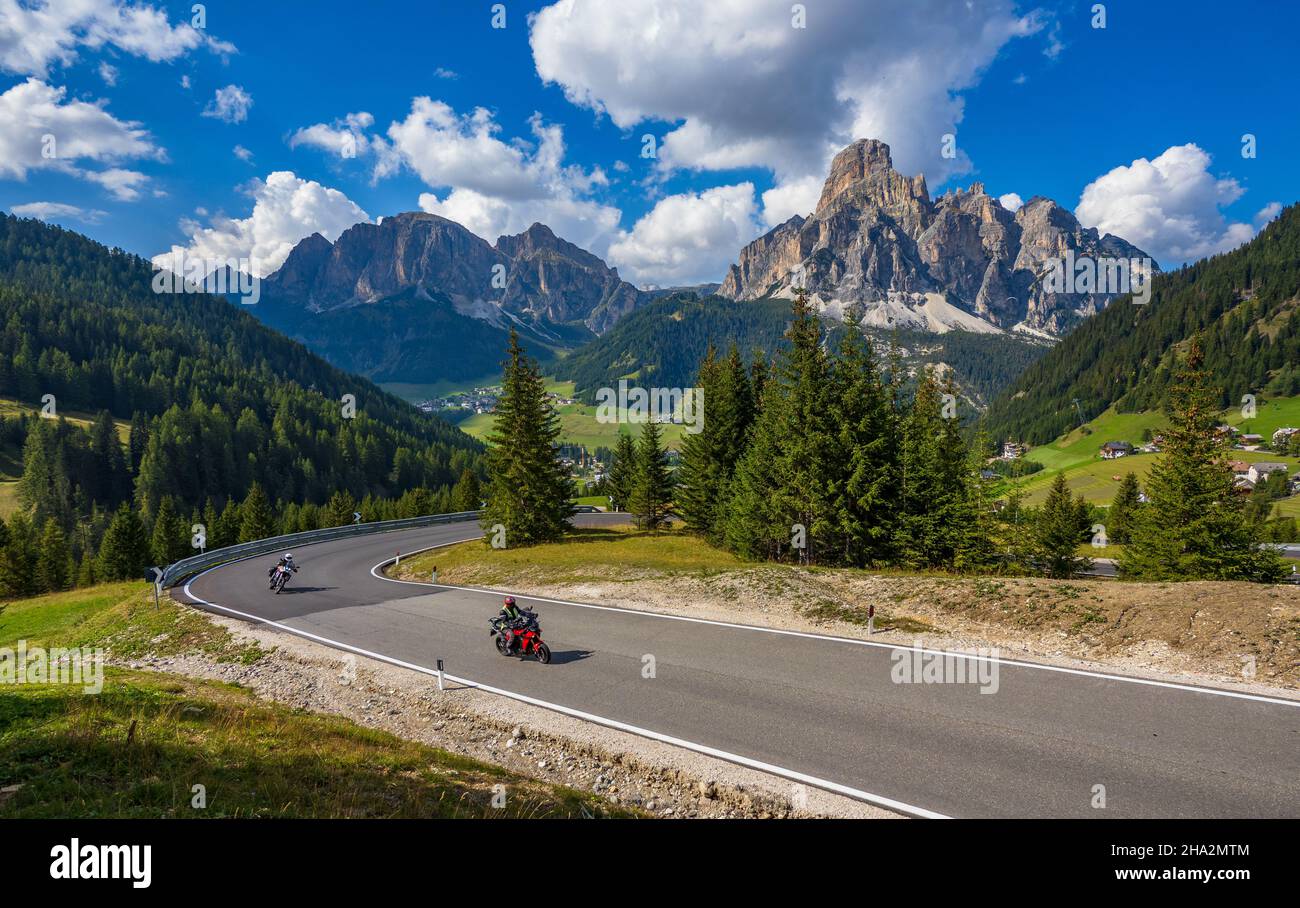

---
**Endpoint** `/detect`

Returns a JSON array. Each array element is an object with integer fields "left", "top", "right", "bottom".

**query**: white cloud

[
  {"left": 9, "top": 201, "right": 106, "bottom": 223},
  {"left": 0, "top": 78, "right": 160, "bottom": 198},
  {"left": 607, "top": 183, "right": 761, "bottom": 286},
  {"left": 179, "top": 74, "right": 190, "bottom": 89},
  {"left": 152, "top": 171, "right": 370, "bottom": 278},
  {"left": 233, "top": 144, "right": 253, "bottom": 162},
  {"left": 202, "top": 84, "right": 252, "bottom": 124},
  {"left": 98, "top": 61, "right": 118, "bottom": 85},
  {"left": 998, "top": 192, "right": 1023, "bottom": 212},
  {"left": 759, "top": 175, "right": 821, "bottom": 227},
  {"left": 295, "top": 100, "right": 622, "bottom": 251},
  {"left": 530, "top": 0, "right": 1039, "bottom": 199},
  {"left": 1076, "top": 144, "right": 1268, "bottom": 267},
  {"left": 1254, "top": 201, "right": 1282, "bottom": 226},
  {"left": 0, "top": 0, "right": 234, "bottom": 77}
]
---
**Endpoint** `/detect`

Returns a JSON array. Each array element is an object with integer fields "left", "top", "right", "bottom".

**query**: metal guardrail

[{"left": 159, "top": 510, "right": 482, "bottom": 587}]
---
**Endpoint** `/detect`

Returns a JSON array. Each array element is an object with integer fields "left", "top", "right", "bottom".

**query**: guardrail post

[{"left": 436, "top": 659, "right": 445, "bottom": 691}]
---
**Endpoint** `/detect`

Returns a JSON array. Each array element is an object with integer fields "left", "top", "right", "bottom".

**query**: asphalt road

[{"left": 177, "top": 515, "right": 1300, "bottom": 818}]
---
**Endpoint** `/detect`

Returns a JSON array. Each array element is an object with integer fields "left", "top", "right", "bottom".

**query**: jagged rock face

[
  {"left": 262, "top": 212, "right": 646, "bottom": 333},
  {"left": 719, "top": 139, "right": 1157, "bottom": 335},
  {"left": 495, "top": 222, "right": 643, "bottom": 332}
]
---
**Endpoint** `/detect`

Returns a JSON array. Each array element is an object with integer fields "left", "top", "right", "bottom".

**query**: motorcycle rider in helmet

[
  {"left": 498, "top": 595, "right": 522, "bottom": 654},
  {"left": 268, "top": 552, "right": 298, "bottom": 584}
]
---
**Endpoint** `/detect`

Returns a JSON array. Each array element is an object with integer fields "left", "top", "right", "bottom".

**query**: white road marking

[
  {"left": 180, "top": 563, "right": 949, "bottom": 819},
  {"left": 372, "top": 542, "right": 1300, "bottom": 709}
]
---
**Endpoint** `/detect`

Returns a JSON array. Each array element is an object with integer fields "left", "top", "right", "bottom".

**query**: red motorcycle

[{"left": 489, "top": 608, "right": 552, "bottom": 664}]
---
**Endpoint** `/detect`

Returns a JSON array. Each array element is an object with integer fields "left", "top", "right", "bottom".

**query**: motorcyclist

[
  {"left": 498, "top": 595, "right": 522, "bottom": 653},
  {"left": 268, "top": 553, "right": 298, "bottom": 584}
]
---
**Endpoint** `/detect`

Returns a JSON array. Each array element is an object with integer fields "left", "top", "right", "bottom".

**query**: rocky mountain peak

[{"left": 720, "top": 137, "right": 1157, "bottom": 336}]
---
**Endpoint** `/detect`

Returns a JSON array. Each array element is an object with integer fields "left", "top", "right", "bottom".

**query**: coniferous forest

[{"left": 0, "top": 214, "right": 484, "bottom": 596}]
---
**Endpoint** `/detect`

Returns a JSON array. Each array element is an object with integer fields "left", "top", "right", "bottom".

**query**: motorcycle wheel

[
  {"left": 535, "top": 643, "right": 552, "bottom": 665},
  {"left": 495, "top": 636, "right": 509, "bottom": 656}
]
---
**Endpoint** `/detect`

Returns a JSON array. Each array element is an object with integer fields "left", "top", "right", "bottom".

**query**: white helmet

[{"left": 284, "top": 553, "right": 294, "bottom": 561}]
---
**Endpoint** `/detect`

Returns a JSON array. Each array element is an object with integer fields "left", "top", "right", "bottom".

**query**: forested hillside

[
  {"left": 984, "top": 204, "right": 1300, "bottom": 445},
  {"left": 0, "top": 214, "right": 484, "bottom": 596},
  {"left": 555, "top": 292, "right": 1048, "bottom": 407}
]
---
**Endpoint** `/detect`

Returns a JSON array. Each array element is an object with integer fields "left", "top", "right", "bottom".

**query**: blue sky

[{"left": 1, "top": 0, "right": 1296, "bottom": 286}]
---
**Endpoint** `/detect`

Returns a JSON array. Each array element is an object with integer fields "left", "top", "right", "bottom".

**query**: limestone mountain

[
  {"left": 719, "top": 138, "right": 1157, "bottom": 336},
  {"left": 250, "top": 212, "right": 651, "bottom": 383}
]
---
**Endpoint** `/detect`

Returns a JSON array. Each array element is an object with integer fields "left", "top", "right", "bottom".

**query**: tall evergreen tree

[
  {"left": 677, "top": 344, "right": 754, "bottom": 542},
  {"left": 1121, "top": 342, "right": 1285, "bottom": 581},
  {"left": 96, "top": 503, "right": 150, "bottom": 580},
  {"left": 1032, "top": 473, "right": 1090, "bottom": 578},
  {"left": 36, "top": 517, "right": 71, "bottom": 592},
  {"left": 606, "top": 432, "right": 638, "bottom": 513},
  {"left": 451, "top": 468, "right": 482, "bottom": 513},
  {"left": 1107, "top": 472, "right": 1143, "bottom": 545},
  {"left": 323, "top": 489, "right": 358, "bottom": 527},
  {"left": 629, "top": 418, "right": 674, "bottom": 532},
  {"left": 238, "top": 482, "right": 276, "bottom": 543},
  {"left": 150, "top": 496, "right": 187, "bottom": 565},
  {"left": 480, "top": 331, "right": 574, "bottom": 546}
]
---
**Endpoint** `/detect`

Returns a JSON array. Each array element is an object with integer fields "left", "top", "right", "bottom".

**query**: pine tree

[
  {"left": 1032, "top": 473, "right": 1090, "bottom": 579},
  {"left": 629, "top": 418, "right": 674, "bottom": 532},
  {"left": 323, "top": 489, "right": 358, "bottom": 527},
  {"left": 830, "top": 329, "right": 898, "bottom": 565},
  {"left": 1, "top": 513, "right": 38, "bottom": 597},
  {"left": 678, "top": 345, "right": 754, "bottom": 543},
  {"left": 480, "top": 331, "right": 574, "bottom": 546},
  {"left": 213, "top": 497, "right": 241, "bottom": 548},
  {"left": 150, "top": 496, "right": 186, "bottom": 565},
  {"left": 607, "top": 432, "right": 638, "bottom": 512},
  {"left": 238, "top": 482, "right": 276, "bottom": 542},
  {"left": 36, "top": 517, "right": 71, "bottom": 592},
  {"left": 96, "top": 503, "right": 151, "bottom": 580},
  {"left": 451, "top": 468, "right": 482, "bottom": 513},
  {"left": 893, "top": 370, "right": 946, "bottom": 568},
  {"left": 1107, "top": 472, "right": 1142, "bottom": 545},
  {"left": 1121, "top": 341, "right": 1285, "bottom": 582}
]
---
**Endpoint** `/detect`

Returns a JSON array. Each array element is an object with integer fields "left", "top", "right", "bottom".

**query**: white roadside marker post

[
  {"left": 436, "top": 659, "right": 445, "bottom": 691},
  {"left": 867, "top": 604, "right": 875, "bottom": 636}
]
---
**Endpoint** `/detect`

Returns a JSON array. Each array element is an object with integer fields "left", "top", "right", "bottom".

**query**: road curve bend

[{"left": 175, "top": 514, "right": 1300, "bottom": 819}]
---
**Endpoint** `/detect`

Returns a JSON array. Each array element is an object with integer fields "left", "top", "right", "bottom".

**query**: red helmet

[{"left": 504, "top": 596, "right": 516, "bottom": 607}]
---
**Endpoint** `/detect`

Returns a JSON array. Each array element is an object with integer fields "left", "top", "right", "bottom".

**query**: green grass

[
  {"left": 402, "top": 525, "right": 742, "bottom": 586},
  {"left": 1273, "top": 495, "right": 1300, "bottom": 519},
  {"left": 0, "top": 583, "right": 636, "bottom": 819},
  {"left": 459, "top": 396, "right": 691, "bottom": 450}
]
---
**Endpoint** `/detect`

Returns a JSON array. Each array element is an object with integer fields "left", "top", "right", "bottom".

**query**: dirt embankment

[{"left": 397, "top": 559, "right": 1300, "bottom": 693}]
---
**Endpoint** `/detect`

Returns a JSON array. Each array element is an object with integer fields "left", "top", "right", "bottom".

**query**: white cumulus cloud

[
  {"left": 998, "top": 192, "right": 1023, "bottom": 212},
  {"left": 0, "top": 78, "right": 160, "bottom": 199},
  {"left": 1076, "top": 143, "right": 1277, "bottom": 267},
  {"left": 529, "top": 0, "right": 1040, "bottom": 201},
  {"left": 202, "top": 84, "right": 253, "bottom": 124},
  {"left": 9, "top": 201, "right": 106, "bottom": 223},
  {"left": 608, "top": 183, "right": 761, "bottom": 286},
  {"left": 0, "top": 0, "right": 234, "bottom": 77},
  {"left": 152, "top": 171, "right": 370, "bottom": 278}
]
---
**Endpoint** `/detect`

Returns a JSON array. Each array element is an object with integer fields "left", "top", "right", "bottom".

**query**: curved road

[{"left": 176, "top": 515, "right": 1300, "bottom": 818}]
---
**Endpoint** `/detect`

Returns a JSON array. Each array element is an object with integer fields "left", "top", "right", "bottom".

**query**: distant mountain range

[
  {"left": 982, "top": 202, "right": 1300, "bottom": 446},
  {"left": 720, "top": 138, "right": 1158, "bottom": 337},
  {"left": 234, "top": 137, "right": 1157, "bottom": 395}
]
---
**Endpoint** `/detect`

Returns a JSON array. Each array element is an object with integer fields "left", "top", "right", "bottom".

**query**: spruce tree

[
  {"left": 451, "top": 468, "right": 482, "bottom": 513},
  {"left": 607, "top": 432, "right": 638, "bottom": 512},
  {"left": 677, "top": 344, "right": 752, "bottom": 542},
  {"left": 1121, "top": 342, "right": 1284, "bottom": 582},
  {"left": 238, "top": 482, "right": 276, "bottom": 542},
  {"left": 36, "top": 517, "right": 71, "bottom": 592},
  {"left": 893, "top": 370, "right": 946, "bottom": 568},
  {"left": 629, "top": 418, "right": 674, "bottom": 532},
  {"left": 480, "top": 331, "right": 574, "bottom": 546},
  {"left": 1, "top": 513, "right": 38, "bottom": 597},
  {"left": 1107, "top": 472, "right": 1142, "bottom": 544},
  {"left": 150, "top": 496, "right": 187, "bottom": 565},
  {"left": 323, "top": 489, "right": 358, "bottom": 527},
  {"left": 96, "top": 503, "right": 151, "bottom": 580},
  {"left": 830, "top": 329, "right": 898, "bottom": 565},
  {"left": 1032, "top": 472, "right": 1090, "bottom": 579}
]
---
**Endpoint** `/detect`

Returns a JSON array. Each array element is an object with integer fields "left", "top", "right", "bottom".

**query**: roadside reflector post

[
  {"left": 867, "top": 604, "right": 875, "bottom": 636},
  {"left": 436, "top": 659, "right": 445, "bottom": 691},
  {"left": 395, "top": 551, "right": 400, "bottom": 567}
]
